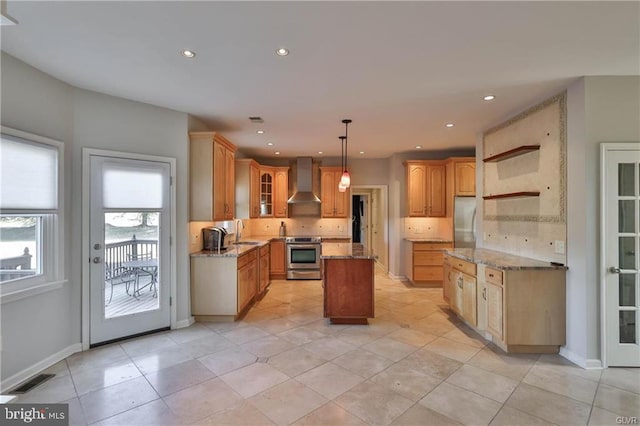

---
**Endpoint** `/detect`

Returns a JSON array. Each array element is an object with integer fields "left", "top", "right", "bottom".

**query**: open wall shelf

[
  {"left": 483, "top": 145, "right": 540, "bottom": 162},
  {"left": 483, "top": 191, "right": 540, "bottom": 200}
]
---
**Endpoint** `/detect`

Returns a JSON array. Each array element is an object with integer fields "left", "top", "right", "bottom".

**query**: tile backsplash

[
  {"left": 403, "top": 217, "right": 453, "bottom": 240},
  {"left": 245, "top": 217, "right": 351, "bottom": 238}
]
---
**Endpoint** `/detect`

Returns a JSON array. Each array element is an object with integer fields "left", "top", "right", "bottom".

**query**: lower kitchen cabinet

[
  {"left": 446, "top": 255, "right": 477, "bottom": 326},
  {"left": 445, "top": 251, "right": 566, "bottom": 353},
  {"left": 237, "top": 249, "right": 258, "bottom": 314},
  {"left": 190, "top": 247, "right": 259, "bottom": 320},
  {"left": 270, "top": 240, "right": 286, "bottom": 279},
  {"left": 406, "top": 241, "right": 453, "bottom": 286},
  {"left": 258, "top": 243, "right": 270, "bottom": 297},
  {"left": 323, "top": 258, "right": 374, "bottom": 324}
]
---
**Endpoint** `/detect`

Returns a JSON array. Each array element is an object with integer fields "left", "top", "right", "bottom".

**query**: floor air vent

[{"left": 10, "top": 374, "right": 55, "bottom": 394}]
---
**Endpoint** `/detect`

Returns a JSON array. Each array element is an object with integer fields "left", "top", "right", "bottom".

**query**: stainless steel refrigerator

[{"left": 454, "top": 196, "right": 476, "bottom": 248}]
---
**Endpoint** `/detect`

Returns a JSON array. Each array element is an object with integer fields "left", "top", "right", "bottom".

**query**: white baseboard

[
  {"left": 388, "top": 273, "right": 406, "bottom": 281},
  {"left": 559, "top": 347, "right": 603, "bottom": 369},
  {"left": 1, "top": 343, "right": 82, "bottom": 393},
  {"left": 175, "top": 316, "right": 195, "bottom": 329}
]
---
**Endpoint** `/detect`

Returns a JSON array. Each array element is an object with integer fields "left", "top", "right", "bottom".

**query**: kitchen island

[{"left": 321, "top": 243, "right": 377, "bottom": 324}]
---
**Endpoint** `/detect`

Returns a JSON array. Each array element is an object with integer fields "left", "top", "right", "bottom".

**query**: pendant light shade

[
  {"left": 338, "top": 181, "right": 347, "bottom": 192},
  {"left": 340, "top": 119, "right": 352, "bottom": 189},
  {"left": 340, "top": 170, "right": 351, "bottom": 187}
]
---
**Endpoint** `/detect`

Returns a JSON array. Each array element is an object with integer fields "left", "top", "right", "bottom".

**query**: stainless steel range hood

[{"left": 287, "top": 157, "right": 321, "bottom": 204}]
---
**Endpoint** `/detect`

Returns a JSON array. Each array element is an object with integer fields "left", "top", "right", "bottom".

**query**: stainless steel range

[{"left": 285, "top": 236, "right": 322, "bottom": 280}]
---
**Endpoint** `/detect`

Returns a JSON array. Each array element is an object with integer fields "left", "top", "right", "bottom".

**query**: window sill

[{"left": 0, "top": 279, "right": 68, "bottom": 305}]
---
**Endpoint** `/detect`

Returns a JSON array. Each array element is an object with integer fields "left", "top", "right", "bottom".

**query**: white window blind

[
  {"left": 103, "top": 162, "right": 164, "bottom": 209},
  {"left": 0, "top": 135, "right": 58, "bottom": 210}
]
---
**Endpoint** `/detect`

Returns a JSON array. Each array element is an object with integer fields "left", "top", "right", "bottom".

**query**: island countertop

[
  {"left": 321, "top": 243, "right": 377, "bottom": 259},
  {"left": 446, "top": 248, "right": 568, "bottom": 270},
  {"left": 404, "top": 238, "right": 453, "bottom": 243}
]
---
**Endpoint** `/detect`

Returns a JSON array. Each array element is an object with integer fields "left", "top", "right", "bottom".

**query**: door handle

[
  {"left": 482, "top": 288, "right": 487, "bottom": 300},
  {"left": 92, "top": 257, "right": 101, "bottom": 264},
  {"left": 608, "top": 266, "right": 621, "bottom": 274}
]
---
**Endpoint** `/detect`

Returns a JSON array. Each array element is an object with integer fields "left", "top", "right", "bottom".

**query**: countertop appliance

[
  {"left": 203, "top": 227, "right": 228, "bottom": 251},
  {"left": 454, "top": 196, "right": 476, "bottom": 248},
  {"left": 285, "top": 236, "right": 322, "bottom": 280}
]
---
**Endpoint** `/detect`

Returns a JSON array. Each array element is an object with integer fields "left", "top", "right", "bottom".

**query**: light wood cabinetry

[
  {"left": 269, "top": 240, "right": 286, "bottom": 279},
  {"left": 189, "top": 132, "right": 236, "bottom": 221},
  {"left": 258, "top": 244, "right": 270, "bottom": 297},
  {"left": 273, "top": 167, "right": 289, "bottom": 218},
  {"left": 237, "top": 250, "right": 258, "bottom": 313},
  {"left": 259, "top": 168, "right": 274, "bottom": 216},
  {"left": 454, "top": 161, "right": 476, "bottom": 196},
  {"left": 446, "top": 256, "right": 477, "bottom": 326},
  {"left": 320, "top": 167, "right": 349, "bottom": 218},
  {"left": 405, "top": 161, "right": 446, "bottom": 217},
  {"left": 324, "top": 258, "right": 374, "bottom": 324},
  {"left": 235, "top": 159, "right": 260, "bottom": 218},
  {"left": 190, "top": 247, "right": 260, "bottom": 320},
  {"left": 409, "top": 242, "right": 453, "bottom": 286},
  {"left": 446, "top": 253, "right": 566, "bottom": 353}
]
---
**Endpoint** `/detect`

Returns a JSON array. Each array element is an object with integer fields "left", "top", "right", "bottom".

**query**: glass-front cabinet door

[{"left": 260, "top": 169, "right": 274, "bottom": 217}]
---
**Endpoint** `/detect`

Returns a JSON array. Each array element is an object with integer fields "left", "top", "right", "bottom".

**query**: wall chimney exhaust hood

[{"left": 287, "top": 157, "right": 321, "bottom": 204}]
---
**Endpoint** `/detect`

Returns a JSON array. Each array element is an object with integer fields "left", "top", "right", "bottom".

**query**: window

[{"left": 0, "top": 128, "right": 63, "bottom": 294}]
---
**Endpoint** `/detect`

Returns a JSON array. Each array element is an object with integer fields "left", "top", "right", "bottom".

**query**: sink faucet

[{"left": 235, "top": 219, "right": 244, "bottom": 243}]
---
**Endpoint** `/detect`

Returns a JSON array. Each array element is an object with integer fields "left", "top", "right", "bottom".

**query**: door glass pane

[
  {"left": 619, "top": 274, "right": 636, "bottom": 307},
  {"left": 619, "top": 163, "right": 635, "bottom": 196},
  {"left": 619, "top": 200, "right": 636, "bottom": 233},
  {"left": 619, "top": 310, "right": 636, "bottom": 344},
  {"left": 104, "top": 212, "right": 159, "bottom": 319},
  {"left": 619, "top": 237, "right": 636, "bottom": 270}
]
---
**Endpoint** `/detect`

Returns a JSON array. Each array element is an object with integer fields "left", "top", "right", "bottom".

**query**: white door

[
  {"left": 89, "top": 155, "right": 171, "bottom": 345},
  {"left": 603, "top": 144, "right": 640, "bottom": 366}
]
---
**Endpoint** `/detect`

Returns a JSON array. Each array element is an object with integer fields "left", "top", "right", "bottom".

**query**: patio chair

[{"left": 105, "top": 264, "right": 137, "bottom": 305}]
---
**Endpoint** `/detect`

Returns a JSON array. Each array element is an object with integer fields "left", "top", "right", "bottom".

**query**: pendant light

[
  {"left": 340, "top": 119, "right": 352, "bottom": 188},
  {"left": 338, "top": 136, "right": 347, "bottom": 192}
]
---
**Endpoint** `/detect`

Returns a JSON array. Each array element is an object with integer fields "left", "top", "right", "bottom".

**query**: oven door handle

[{"left": 287, "top": 244, "right": 320, "bottom": 250}]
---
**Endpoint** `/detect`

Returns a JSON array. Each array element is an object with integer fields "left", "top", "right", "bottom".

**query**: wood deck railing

[
  {"left": 104, "top": 235, "right": 158, "bottom": 276},
  {"left": 0, "top": 247, "right": 34, "bottom": 281}
]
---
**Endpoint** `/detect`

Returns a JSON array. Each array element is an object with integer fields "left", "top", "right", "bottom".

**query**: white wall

[
  {"left": 0, "top": 53, "right": 76, "bottom": 382},
  {"left": 0, "top": 53, "right": 194, "bottom": 384},
  {"left": 565, "top": 76, "right": 640, "bottom": 366}
]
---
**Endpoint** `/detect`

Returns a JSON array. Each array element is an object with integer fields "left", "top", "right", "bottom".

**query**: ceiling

[{"left": 1, "top": 1, "right": 638, "bottom": 159}]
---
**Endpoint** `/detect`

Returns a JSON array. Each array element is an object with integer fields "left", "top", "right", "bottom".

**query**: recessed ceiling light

[
  {"left": 483, "top": 95, "right": 496, "bottom": 101},
  {"left": 256, "top": 130, "right": 265, "bottom": 134},
  {"left": 275, "top": 151, "right": 281, "bottom": 155},
  {"left": 275, "top": 47, "right": 289, "bottom": 56},
  {"left": 446, "top": 123, "right": 455, "bottom": 128},
  {"left": 318, "top": 151, "right": 323, "bottom": 154},
  {"left": 359, "top": 151, "right": 365, "bottom": 154},
  {"left": 267, "top": 142, "right": 274, "bottom": 146},
  {"left": 415, "top": 145, "right": 422, "bottom": 149},
  {"left": 181, "top": 50, "right": 196, "bottom": 58}
]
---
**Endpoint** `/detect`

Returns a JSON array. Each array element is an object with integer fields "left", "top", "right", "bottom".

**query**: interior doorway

[{"left": 351, "top": 186, "right": 388, "bottom": 273}]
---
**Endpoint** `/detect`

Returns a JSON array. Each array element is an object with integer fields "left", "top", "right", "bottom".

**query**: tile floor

[{"left": 14, "top": 273, "right": 640, "bottom": 425}]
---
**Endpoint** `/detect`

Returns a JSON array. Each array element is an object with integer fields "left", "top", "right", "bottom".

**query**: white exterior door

[
  {"left": 89, "top": 155, "right": 171, "bottom": 345},
  {"left": 603, "top": 143, "right": 640, "bottom": 366}
]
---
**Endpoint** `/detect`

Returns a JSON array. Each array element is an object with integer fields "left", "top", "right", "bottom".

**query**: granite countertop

[
  {"left": 190, "top": 239, "right": 269, "bottom": 257},
  {"left": 445, "top": 248, "right": 568, "bottom": 270},
  {"left": 321, "top": 243, "right": 377, "bottom": 260},
  {"left": 404, "top": 238, "right": 453, "bottom": 243}
]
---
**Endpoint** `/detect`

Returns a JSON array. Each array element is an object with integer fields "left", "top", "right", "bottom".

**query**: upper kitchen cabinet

[
  {"left": 405, "top": 160, "right": 446, "bottom": 217},
  {"left": 235, "top": 159, "right": 260, "bottom": 219},
  {"left": 256, "top": 166, "right": 289, "bottom": 218},
  {"left": 273, "top": 167, "right": 289, "bottom": 218},
  {"left": 454, "top": 159, "right": 476, "bottom": 196},
  {"left": 259, "top": 167, "right": 274, "bottom": 217},
  {"left": 320, "top": 167, "right": 349, "bottom": 218},
  {"left": 189, "top": 132, "right": 236, "bottom": 221}
]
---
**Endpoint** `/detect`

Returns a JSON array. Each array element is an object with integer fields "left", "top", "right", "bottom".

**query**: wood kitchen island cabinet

[{"left": 321, "top": 243, "right": 376, "bottom": 324}]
